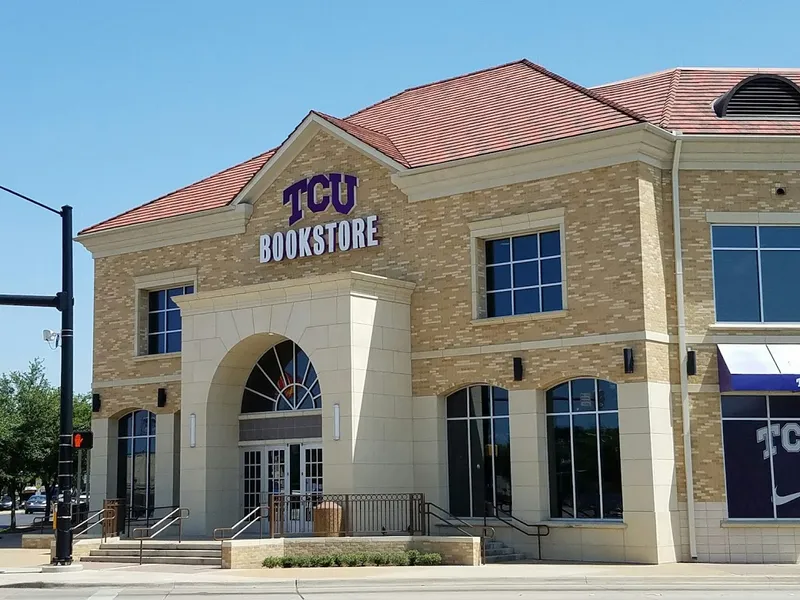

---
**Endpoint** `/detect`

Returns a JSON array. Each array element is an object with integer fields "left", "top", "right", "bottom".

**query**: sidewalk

[{"left": 1, "top": 559, "right": 800, "bottom": 590}]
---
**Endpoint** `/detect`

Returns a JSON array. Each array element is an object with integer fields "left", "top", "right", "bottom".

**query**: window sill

[
  {"left": 710, "top": 322, "right": 800, "bottom": 331},
  {"left": 472, "top": 310, "right": 567, "bottom": 327},
  {"left": 721, "top": 519, "right": 800, "bottom": 528},
  {"left": 133, "top": 352, "right": 181, "bottom": 362},
  {"left": 543, "top": 519, "right": 626, "bottom": 529}
]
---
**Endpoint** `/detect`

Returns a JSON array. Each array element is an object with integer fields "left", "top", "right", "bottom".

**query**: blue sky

[{"left": 1, "top": 0, "right": 798, "bottom": 392}]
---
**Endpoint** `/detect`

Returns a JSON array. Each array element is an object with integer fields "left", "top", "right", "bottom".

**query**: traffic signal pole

[{"left": 0, "top": 187, "right": 75, "bottom": 565}]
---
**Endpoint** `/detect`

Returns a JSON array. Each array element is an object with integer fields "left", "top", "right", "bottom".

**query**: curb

[{"left": 4, "top": 575, "right": 800, "bottom": 590}]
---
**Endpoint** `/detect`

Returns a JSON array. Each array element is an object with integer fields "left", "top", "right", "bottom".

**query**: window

[
  {"left": 721, "top": 395, "right": 800, "bottom": 519},
  {"left": 712, "top": 225, "right": 800, "bottom": 323},
  {"left": 117, "top": 410, "right": 156, "bottom": 518},
  {"left": 241, "top": 340, "right": 321, "bottom": 413},
  {"left": 446, "top": 385, "right": 511, "bottom": 517},
  {"left": 485, "top": 230, "right": 563, "bottom": 318},
  {"left": 546, "top": 378, "right": 622, "bottom": 520},
  {"left": 147, "top": 285, "right": 193, "bottom": 354}
]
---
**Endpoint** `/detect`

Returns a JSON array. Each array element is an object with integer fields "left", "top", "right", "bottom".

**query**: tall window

[
  {"left": 485, "top": 230, "right": 563, "bottom": 318},
  {"left": 546, "top": 378, "right": 622, "bottom": 520},
  {"left": 446, "top": 385, "right": 511, "bottom": 517},
  {"left": 712, "top": 225, "right": 800, "bottom": 322},
  {"left": 241, "top": 340, "right": 321, "bottom": 413},
  {"left": 721, "top": 395, "right": 800, "bottom": 519},
  {"left": 117, "top": 410, "right": 156, "bottom": 517},
  {"left": 148, "top": 285, "right": 193, "bottom": 354}
]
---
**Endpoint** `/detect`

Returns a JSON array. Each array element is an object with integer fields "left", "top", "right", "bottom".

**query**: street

[
  {"left": 0, "top": 511, "right": 41, "bottom": 531},
  {"left": 0, "top": 587, "right": 799, "bottom": 599}
]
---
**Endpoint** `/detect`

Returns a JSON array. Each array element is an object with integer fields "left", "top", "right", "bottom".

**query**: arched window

[
  {"left": 117, "top": 410, "right": 156, "bottom": 518},
  {"left": 446, "top": 385, "right": 511, "bottom": 518},
  {"left": 546, "top": 378, "right": 622, "bottom": 520},
  {"left": 241, "top": 340, "right": 321, "bottom": 413}
]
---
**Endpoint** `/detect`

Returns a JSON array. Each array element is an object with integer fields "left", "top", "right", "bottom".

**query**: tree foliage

[{"left": 0, "top": 359, "right": 90, "bottom": 530}]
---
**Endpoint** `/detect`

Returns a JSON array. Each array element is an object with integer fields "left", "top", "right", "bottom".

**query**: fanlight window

[{"left": 241, "top": 340, "right": 321, "bottom": 413}]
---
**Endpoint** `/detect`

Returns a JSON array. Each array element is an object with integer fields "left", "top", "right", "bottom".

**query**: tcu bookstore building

[{"left": 78, "top": 60, "right": 800, "bottom": 564}]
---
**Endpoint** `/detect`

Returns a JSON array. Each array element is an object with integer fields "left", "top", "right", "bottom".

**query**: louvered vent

[{"left": 714, "top": 74, "right": 800, "bottom": 119}]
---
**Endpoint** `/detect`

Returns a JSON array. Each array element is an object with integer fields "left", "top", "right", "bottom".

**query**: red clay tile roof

[
  {"left": 593, "top": 68, "right": 800, "bottom": 134},
  {"left": 81, "top": 61, "right": 800, "bottom": 236},
  {"left": 81, "top": 150, "right": 275, "bottom": 234}
]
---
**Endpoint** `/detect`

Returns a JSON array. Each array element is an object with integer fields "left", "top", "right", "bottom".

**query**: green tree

[{"left": 0, "top": 360, "right": 90, "bottom": 530}]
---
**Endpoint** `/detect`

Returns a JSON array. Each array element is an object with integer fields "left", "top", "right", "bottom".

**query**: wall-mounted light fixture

[
  {"left": 513, "top": 357, "right": 523, "bottom": 381},
  {"left": 333, "top": 404, "right": 341, "bottom": 441},
  {"left": 687, "top": 349, "right": 697, "bottom": 376},
  {"left": 189, "top": 413, "right": 197, "bottom": 448},
  {"left": 91, "top": 393, "right": 101, "bottom": 413},
  {"left": 623, "top": 347, "right": 635, "bottom": 374},
  {"left": 157, "top": 387, "right": 167, "bottom": 408}
]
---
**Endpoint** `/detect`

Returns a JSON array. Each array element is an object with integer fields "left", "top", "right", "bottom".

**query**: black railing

[
  {"left": 424, "top": 501, "right": 495, "bottom": 564},
  {"left": 266, "top": 493, "right": 426, "bottom": 538},
  {"left": 484, "top": 501, "right": 550, "bottom": 560},
  {"left": 125, "top": 504, "right": 179, "bottom": 538}
]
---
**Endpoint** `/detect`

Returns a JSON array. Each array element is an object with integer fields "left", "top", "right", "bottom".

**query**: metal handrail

[
  {"left": 132, "top": 507, "right": 190, "bottom": 565},
  {"left": 125, "top": 504, "right": 178, "bottom": 537},
  {"left": 484, "top": 502, "right": 550, "bottom": 560},
  {"left": 213, "top": 505, "right": 265, "bottom": 542},
  {"left": 423, "top": 501, "right": 495, "bottom": 564},
  {"left": 72, "top": 508, "right": 116, "bottom": 541}
]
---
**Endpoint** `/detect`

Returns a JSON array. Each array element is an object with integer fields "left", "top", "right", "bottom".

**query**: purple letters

[{"left": 283, "top": 173, "right": 358, "bottom": 226}]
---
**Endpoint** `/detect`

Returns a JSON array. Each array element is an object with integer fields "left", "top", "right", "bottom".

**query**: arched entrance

[{"left": 239, "top": 340, "right": 323, "bottom": 529}]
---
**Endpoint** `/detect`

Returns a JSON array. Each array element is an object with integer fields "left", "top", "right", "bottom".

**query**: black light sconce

[
  {"left": 623, "top": 348, "right": 635, "bottom": 374},
  {"left": 687, "top": 350, "right": 697, "bottom": 376},
  {"left": 92, "top": 393, "right": 101, "bottom": 413},
  {"left": 513, "top": 357, "right": 524, "bottom": 381},
  {"left": 157, "top": 387, "right": 167, "bottom": 408}
]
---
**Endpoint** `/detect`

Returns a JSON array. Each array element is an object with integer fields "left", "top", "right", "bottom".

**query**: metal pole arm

[{"left": 0, "top": 294, "right": 60, "bottom": 308}]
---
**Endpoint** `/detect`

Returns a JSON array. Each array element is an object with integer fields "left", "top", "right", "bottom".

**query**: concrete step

[
  {"left": 484, "top": 553, "right": 528, "bottom": 563},
  {"left": 81, "top": 555, "right": 221, "bottom": 566},
  {"left": 100, "top": 542, "right": 220, "bottom": 551},
  {"left": 91, "top": 549, "right": 221, "bottom": 558}
]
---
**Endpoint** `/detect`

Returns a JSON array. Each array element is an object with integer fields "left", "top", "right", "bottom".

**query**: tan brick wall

[
  {"left": 91, "top": 132, "right": 659, "bottom": 407},
  {"left": 95, "top": 381, "right": 181, "bottom": 420}
]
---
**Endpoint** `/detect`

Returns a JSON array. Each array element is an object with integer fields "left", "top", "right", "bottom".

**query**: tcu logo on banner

[{"left": 283, "top": 173, "right": 358, "bottom": 226}]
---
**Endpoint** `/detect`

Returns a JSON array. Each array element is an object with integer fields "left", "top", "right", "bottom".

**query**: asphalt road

[
  {"left": 0, "top": 510, "right": 41, "bottom": 530},
  {"left": 0, "top": 587, "right": 799, "bottom": 599}
]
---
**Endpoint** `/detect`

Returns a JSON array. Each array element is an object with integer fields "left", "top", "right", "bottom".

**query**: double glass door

[{"left": 242, "top": 443, "right": 323, "bottom": 533}]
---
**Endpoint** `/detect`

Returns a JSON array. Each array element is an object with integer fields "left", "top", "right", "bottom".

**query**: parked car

[
  {"left": 1, "top": 495, "right": 13, "bottom": 510},
  {"left": 24, "top": 494, "right": 47, "bottom": 514}
]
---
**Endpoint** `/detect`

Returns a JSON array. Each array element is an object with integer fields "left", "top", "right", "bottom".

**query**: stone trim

[
  {"left": 231, "top": 113, "right": 407, "bottom": 207},
  {"left": 470, "top": 310, "right": 568, "bottom": 327},
  {"left": 706, "top": 211, "right": 800, "bottom": 225},
  {"left": 76, "top": 204, "right": 252, "bottom": 258},
  {"left": 391, "top": 124, "right": 674, "bottom": 202},
  {"left": 721, "top": 519, "right": 800, "bottom": 528},
  {"left": 174, "top": 271, "right": 415, "bottom": 316},
  {"left": 411, "top": 329, "right": 670, "bottom": 360},
  {"left": 92, "top": 373, "right": 181, "bottom": 389},
  {"left": 543, "top": 520, "right": 627, "bottom": 529}
]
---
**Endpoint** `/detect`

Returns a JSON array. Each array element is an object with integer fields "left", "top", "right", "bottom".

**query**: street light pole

[
  {"left": 56, "top": 205, "right": 74, "bottom": 565},
  {"left": 0, "top": 185, "right": 75, "bottom": 565}
]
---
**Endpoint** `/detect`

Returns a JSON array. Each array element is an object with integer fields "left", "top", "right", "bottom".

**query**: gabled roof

[
  {"left": 80, "top": 61, "right": 800, "bottom": 236},
  {"left": 593, "top": 67, "right": 800, "bottom": 134}
]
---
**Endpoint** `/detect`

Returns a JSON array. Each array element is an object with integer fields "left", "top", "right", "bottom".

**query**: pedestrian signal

[{"left": 72, "top": 431, "right": 93, "bottom": 449}]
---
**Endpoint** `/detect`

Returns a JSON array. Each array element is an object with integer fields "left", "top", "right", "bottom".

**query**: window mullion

[
  {"left": 766, "top": 396, "right": 778, "bottom": 519},
  {"left": 568, "top": 386, "right": 578, "bottom": 519},
  {"left": 509, "top": 238, "right": 516, "bottom": 316},
  {"left": 595, "top": 380, "right": 604, "bottom": 519},
  {"left": 757, "top": 227, "right": 766, "bottom": 323}
]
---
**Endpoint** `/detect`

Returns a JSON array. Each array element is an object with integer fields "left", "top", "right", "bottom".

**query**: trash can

[{"left": 312, "top": 501, "right": 343, "bottom": 537}]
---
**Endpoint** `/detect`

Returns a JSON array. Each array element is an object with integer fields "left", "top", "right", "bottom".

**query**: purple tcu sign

[{"left": 283, "top": 172, "right": 358, "bottom": 226}]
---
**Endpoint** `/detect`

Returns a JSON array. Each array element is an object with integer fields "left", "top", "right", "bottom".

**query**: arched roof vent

[{"left": 713, "top": 74, "right": 800, "bottom": 119}]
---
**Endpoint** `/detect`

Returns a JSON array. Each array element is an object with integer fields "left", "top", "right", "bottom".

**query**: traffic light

[{"left": 72, "top": 431, "right": 93, "bottom": 450}]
